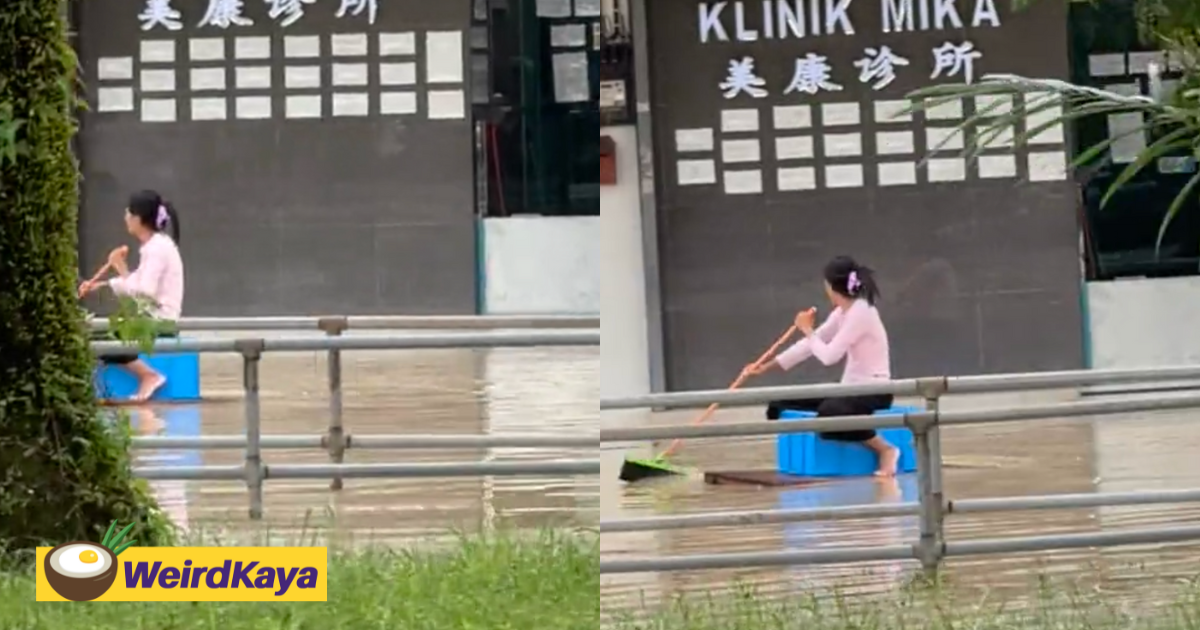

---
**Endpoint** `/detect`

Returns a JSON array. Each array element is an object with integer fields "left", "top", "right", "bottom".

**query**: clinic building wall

[
  {"left": 644, "top": 0, "right": 1086, "bottom": 391},
  {"left": 74, "top": 0, "right": 477, "bottom": 316}
]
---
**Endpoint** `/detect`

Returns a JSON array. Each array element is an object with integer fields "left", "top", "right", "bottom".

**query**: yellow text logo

[{"left": 36, "top": 546, "right": 327, "bottom": 602}]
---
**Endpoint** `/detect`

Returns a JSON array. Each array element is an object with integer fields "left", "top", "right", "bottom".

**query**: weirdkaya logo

[{"left": 37, "top": 521, "right": 327, "bottom": 602}]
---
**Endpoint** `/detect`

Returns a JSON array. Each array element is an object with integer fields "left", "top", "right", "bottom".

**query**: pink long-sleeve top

[
  {"left": 108, "top": 233, "right": 184, "bottom": 320},
  {"left": 774, "top": 300, "right": 891, "bottom": 383}
]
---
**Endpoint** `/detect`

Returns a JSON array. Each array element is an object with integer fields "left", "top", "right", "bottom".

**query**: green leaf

[
  {"left": 1155, "top": 168, "right": 1200, "bottom": 254},
  {"left": 1101, "top": 125, "right": 1196, "bottom": 209}
]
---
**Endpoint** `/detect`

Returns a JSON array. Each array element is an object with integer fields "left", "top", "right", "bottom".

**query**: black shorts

[
  {"left": 766, "top": 394, "right": 894, "bottom": 442},
  {"left": 99, "top": 332, "right": 179, "bottom": 366}
]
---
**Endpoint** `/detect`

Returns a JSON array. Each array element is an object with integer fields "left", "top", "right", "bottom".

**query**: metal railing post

[
  {"left": 907, "top": 408, "right": 943, "bottom": 578},
  {"left": 917, "top": 377, "right": 948, "bottom": 557},
  {"left": 236, "top": 338, "right": 265, "bottom": 520},
  {"left": 319, "top": 317, "right": 349, "bottom": 490}
]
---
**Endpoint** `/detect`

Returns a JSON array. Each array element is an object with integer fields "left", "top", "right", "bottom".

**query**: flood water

[
  {"left": 121, "top": 337, "right": 1200, "bottom": 614},
  {"left": 126, "top": 335, "right": 598, "bottom": 546},
  {"left": 602, "top": 390, "right": 1200, "bottom": 613}
]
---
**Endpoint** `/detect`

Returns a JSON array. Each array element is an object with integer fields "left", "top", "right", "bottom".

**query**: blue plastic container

[
  {"left": 130, "top": 405, "right": 203, "bottom": 468},
  {"left": 96, "top": 349, "right": 201, "bottom": 402},
  {"left": 776, "top": 406, "right": 920, "bottom": 476}
]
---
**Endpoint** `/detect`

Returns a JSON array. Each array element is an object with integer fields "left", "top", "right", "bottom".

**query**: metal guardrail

[
  {"left": 600, "top": 366, "right": 1200, "bottom": 576},
  {"left": 93, "top": 323, "right": 600, "bottom": 519},
  {"left": 89, "top": 314, "right": 598, "bottom": 332}
]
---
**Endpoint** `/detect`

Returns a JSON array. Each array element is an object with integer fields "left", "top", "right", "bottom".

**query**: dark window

[{"left": 472, "top": 0, "right": 600, "bottom": 217}]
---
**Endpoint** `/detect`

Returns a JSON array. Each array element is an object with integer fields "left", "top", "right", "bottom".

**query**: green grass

[
  {"left": 613, "top": 579, "right": 1200, "bottom": 630},
  {"left": 1, "top": 530, "right": 598, "bottom": 630}
]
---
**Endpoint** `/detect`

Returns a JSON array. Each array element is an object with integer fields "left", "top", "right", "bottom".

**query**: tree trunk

[{"left": 0, "top": 0, "right": 170, "bottom": 563}]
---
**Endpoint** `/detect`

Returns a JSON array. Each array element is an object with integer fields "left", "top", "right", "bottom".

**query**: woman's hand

[
  {"left": 107, "top": 245, "right": 129, "bottom": 266},
  {"left": 794, "top": 307, "right": 817, "bottom": 335},
  {"left": 78, "top": 280, "right": 96, "bottom": 298},
  {"left": 741, "top": 361, "right": 772, "bottom": 380}
]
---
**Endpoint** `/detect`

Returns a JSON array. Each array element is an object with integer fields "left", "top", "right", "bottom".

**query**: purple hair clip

[
  {"left": 155, "top": 204, "right": 169, "bottom": 229},
  {"left": 847, "top": 271, "right": 861, "bottom": 294}
]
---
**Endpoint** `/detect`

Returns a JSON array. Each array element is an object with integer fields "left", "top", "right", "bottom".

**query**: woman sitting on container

[
  {"left": 79, "top": 190, "right": 184, "bottom": 402},
  {"left": 742, "top": 256, "right": 899, "bottom": 477}
]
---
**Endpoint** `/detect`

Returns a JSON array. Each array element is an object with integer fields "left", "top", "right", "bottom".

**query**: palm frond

[{"left": 907, "top": 73, "right": 1200, "bottom": 256}]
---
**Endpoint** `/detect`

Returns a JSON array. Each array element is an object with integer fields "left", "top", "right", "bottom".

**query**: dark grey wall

[
  {"left": 76, "top": 0, "right": 476, "bottom": 316},
  {"left": 646, "top": 0, "right": 1083, "bottom": 390}
]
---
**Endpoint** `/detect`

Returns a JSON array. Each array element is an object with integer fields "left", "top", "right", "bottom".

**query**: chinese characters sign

[
  {"left": 139, "top": 0, "right": 378, "bottom": 31},
  {"left": 720, "top": 41, "right": 982, "bottom": 99}
]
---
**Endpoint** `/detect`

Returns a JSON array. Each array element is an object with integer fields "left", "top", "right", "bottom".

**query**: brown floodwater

[
  {"left": 125, "top": 336, "right": 598, "bottom": 546},
  {"left": 601, "top": 390, "right": 1200, "bottom": 613}
]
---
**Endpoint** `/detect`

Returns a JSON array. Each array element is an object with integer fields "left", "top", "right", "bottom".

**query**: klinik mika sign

[{"left": 697, "top": 0, "right": 1002, "bottom": 42}]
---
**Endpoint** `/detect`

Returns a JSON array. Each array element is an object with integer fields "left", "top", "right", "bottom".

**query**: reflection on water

[
  {"left": 126, "top": 344, "right": 597, "bottom": 545},
  {"left": 601, "top": 392, "right": 1200, "bottom": 612}
]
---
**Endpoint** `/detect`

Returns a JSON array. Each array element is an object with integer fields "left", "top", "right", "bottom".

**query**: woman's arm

[
  {"left": 773, "top": 310, "right": 844, "bottom": 371},
  {"left": 805, "top": 304, "right": 867, "bottom": 365},
  {"left": 109, "top": 244, "right": 166, "bottom": 298}
]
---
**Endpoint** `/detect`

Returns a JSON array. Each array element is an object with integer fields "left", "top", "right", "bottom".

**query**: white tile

[
  {"left": 235, "top": 36, "right": 271, "bottom": 60},
  {"left": 285, "top": 66, "right": 321, "bottom": 89},
  {"left": 96, "top": 87, "right": 134, "bottom": 112},
  {"left": 677, "top": 159, "right": 716, "bottom": 185},
  {"left": 1026, "top": 100, "right": 1065, "bottom": 144},
  {"left": 978, "top": 154, "right": 1017, "bottom": 178},
  {"left": 1028, "top": 151, "right": 1068, "bottom": 181},
  {"left": 379, "top": 62, "right": 417, "bottom": 86},
  {"left": 723, "top": 169, "right": 763, "bottom": 194},
  {"left": 874, "top": 100, "right": 912, "bottom": 123},
  {"left": 777, "top": 166, "right": 816, "bottom": 191},
  {"left": 140, "top": 98, "right": 176, "bottom": 122},
  {"left": 139, "top": 41, "right": 175, "bottom": 63},
  {"left": 331, "top": 33, "right": 369, "bottom": 57},
  {"left": 379, "top": 32, "right": 416, "bottom": 56},
  {"left": 878, "top": 162, "right": 917, "bottom": 186},
  {"left": 284, "top": 35, "right": 320, "bottom": 58},
  {"left": 380, "top": 92, "right": 418, "bottom": 115},
  {"left": 426, "top": 31, "right": 464, "bottom": 83},
  {"left": 979, "top": 125, "right": 1014, "bottom": 148},
  {"left": 823, "top": 132, "right": 862, "bottom": 157},
  {"left": 139, "top": 69, "right": 175, "bottom": 92},
  {"left": 821, "top": 102, "right": 860, "bottom": 126},
  {"left": 824, "top": 164, "right": 863, "bottom": 188},
  {"left": 190, "top": 97, "right": 227, "bottom": 120},
  {"left": 427, "top": 90, "right": 465, "bottom": 119},
  {"left": 875, "top": 131, "right": 913, "bottom": 155},
  {"left": 236, "top": 66, "right": 271, "bottom": 89},
  {"left": 98, "top": 57, "right": 133, "bottom": 81},
  {"left": 332, "top": 63, "right": 368, "bottom": 86},
  {"left": 721, "top": 139, "right": 761, "bottom": 163},
  {"left": 332, "top": 92, "right": 369, "bottom": 116},
  {"left": 926, "top": 127, "right": 964, "bottom": 151},
  {"left": 1128, "top": 51, "right": 1166, "bottom": 74},
  {"left": 927, "top": 158, "right": 966, "bottom": 182},
  {"left": 285, "top": 95, "right": 322, "bottom": 119},
  {"left": 773, "top": 105, "right": 811, "bottom": 129},
  {"left": 189, "top": 38, "right": 225, "bottom": 61},
  {"left": 189, "top": 67, "right": 226, "bottom": 91},
  {"left": 775, "top": 136, "right": 813, "bottom": 160},
  {"left": 974, "top": 94, "right": 1012, "bottom": 116},
  {"left": 675, "top": 128, "right": 713, "bottom": 152},
  {"left": 235, "top": 96, "right": 272, "bottom": 119},
  {"left": 925, "top": 98, "right": 962, "bottom": 120},
  {"left": 721, "top": 109, "right": 759, "bottom": 132}
]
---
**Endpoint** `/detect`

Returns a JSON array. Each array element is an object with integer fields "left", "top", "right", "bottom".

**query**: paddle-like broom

[{"left": 618, "top": 325, "right": 798, "bottom": 483}]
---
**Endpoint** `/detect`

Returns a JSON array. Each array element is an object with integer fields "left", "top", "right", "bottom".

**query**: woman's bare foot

[
  {"left": 132, "top": 374, "right": 167, "bottom": 402},
  {"left": 874, "top": 445, "right": 899, "bottom": 478}
]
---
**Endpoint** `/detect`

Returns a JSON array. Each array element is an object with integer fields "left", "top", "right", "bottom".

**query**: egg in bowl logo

[
  {"left": 42, "top": 521, "right": 136, "bottom": 601},
  {"left": 36, "top": 521, "right": 328, "bottom": 602}
]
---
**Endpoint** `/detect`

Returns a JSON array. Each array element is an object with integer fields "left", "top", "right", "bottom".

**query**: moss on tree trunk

[{"left": 0, "top": 0, "right": 171, "bottom": 561}]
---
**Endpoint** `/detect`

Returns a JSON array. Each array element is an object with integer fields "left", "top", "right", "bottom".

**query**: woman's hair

[
  {"left": 823, "top": 255, "right": 880, "bottom": 305},
  {"left": 128, "top": 189, "right": 181, "bottom": 244}
]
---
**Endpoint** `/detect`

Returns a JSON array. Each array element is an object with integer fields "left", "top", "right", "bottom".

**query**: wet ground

[
  {"left": 125, "top": 336, "right": 598, "bottom": 545},
  {"left": 601, "top": 390, "right": 1200, "bottom": 613}
]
